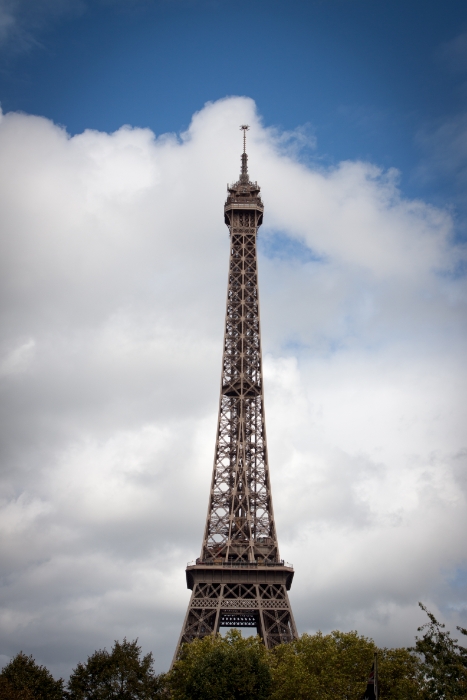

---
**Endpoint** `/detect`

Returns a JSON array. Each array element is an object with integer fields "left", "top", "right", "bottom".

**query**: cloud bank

[{"left": 0, "top": 96, "right": 466, "bottom": 677}]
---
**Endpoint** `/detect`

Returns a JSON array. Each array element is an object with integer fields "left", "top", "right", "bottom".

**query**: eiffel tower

[{"left": 174, "top": 126, "right": 298, "bottom": 658}]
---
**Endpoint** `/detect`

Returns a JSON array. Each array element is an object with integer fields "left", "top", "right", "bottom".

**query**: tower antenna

[
  {"left": 240, "top": 124, "right": 249, "bottom": 153},
  {"left": 239, "top": 125, "right": 250, "bottom": 182}
]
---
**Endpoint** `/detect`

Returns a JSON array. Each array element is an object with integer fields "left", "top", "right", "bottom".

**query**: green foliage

[
  {"left": 0, "top": 675, "right": 34, "bottom": 700},
  {"left": 168, "top": 630, "right": 271, "bottom": 700},
  {"left": 0, "top": 652, "right": 64, "bottom": 700},
  {"left": 411, "top": 602, "right": 467, "bottom": 699},
  {"left": 377, "top": 647, "right": 424, "bottom": 700},
  {"left": 66, "top": 639, "right": 167, "bottom": 700},
  {"left": 269, "top": 631, "right": 424, "bottom": 700},
  {"left": 268, "top": 630, "right": 376, "bottom": 700}
]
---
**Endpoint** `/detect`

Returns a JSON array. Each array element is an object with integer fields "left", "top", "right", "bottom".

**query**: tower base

[{"left": 173, "top": 562, "right": 297, "bottom": 661}]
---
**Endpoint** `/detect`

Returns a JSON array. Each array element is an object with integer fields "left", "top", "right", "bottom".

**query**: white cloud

[{"left": 0, "top": 96, "right": 466, "bottom": 676}]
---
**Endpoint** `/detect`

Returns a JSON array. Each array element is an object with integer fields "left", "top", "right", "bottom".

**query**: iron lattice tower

[{"left": 174, "top": 127, "right": 297, "bottom": 658}]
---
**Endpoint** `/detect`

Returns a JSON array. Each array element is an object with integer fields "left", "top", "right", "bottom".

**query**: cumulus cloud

[{"left": 0, "top": 96, "right": 466, "bottom": 676}]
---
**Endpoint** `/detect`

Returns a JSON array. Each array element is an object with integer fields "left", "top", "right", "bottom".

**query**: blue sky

[
  {"left": 2, "top": 0, "right": 467, "bottom": 211},
  {"left": 0, "top": 0, "right": 466, "bottom": 678}
]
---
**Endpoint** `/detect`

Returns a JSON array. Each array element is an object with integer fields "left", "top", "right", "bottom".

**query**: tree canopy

[
  {"left": 0, "top": 652, "right": 63, "bottom": 700},
  {"left": 66, "top": 638, "right": 166, "bottom": 700},
  {"left": 268, "top": 629, "right": 374, "bottom": 700},
  {"left": 169, "top": 630, "right": 271, "bottom": 700},
  {"left": 411, "top": 602, "right": 467, "bottom": 699},
  {"left": 267, "top": 630, "right": 423, "bottom": 700}
]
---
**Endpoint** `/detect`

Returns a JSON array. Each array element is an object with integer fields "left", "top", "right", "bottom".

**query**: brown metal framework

[{"left": 174, "top": 127, "right": 297, "bottom": 659}]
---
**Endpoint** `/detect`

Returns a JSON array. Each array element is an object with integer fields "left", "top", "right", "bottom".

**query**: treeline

[{"left": 1, "top": 604, "right": 466, "bottom": 700}]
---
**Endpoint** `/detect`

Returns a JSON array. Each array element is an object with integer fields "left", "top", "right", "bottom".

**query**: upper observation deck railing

[
  {"left": 187, "top": 559, "right": 293, "bottom": 568},
  {"left": 224, "top": 201, "right": 264, "bottom": 209}
]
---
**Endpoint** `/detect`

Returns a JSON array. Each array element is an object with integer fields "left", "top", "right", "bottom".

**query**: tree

[
  {"left": 269, "top": 630, "right": 376, "bottom": 700},
  {"left": 168, "top": 630, "right": 271, "bottom": 700},
  {"left": 0, "top": 652, "right": 63, "bottom": 700},
  {"left": 66, "top": 639, "right": 167, "bottom": 700},
  {"left": 411, "top": 603, "right": 467, "bottom": 699},
  {"left": 269, "top": 631, "right": 424, "bottom": 700},
  {"left": 377, "top": 647, "right": 424, "bottom": 700}
]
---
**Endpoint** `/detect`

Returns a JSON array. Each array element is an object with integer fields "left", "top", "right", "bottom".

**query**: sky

[{"left": 0, "top": 0, "right": 466, "bottom": 680}]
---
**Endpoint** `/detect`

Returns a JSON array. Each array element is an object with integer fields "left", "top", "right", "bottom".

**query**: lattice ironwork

[
  {"left": 174, "top": 128, "right": 297, "bottom": 661},
  {"left": 178, "top": 578, "right": 296, "bottom": 649}
]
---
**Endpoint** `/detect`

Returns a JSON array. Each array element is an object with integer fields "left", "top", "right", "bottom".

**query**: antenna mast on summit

[{"left": 240, "top": 124, "right": 249, "bottom": 153}]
